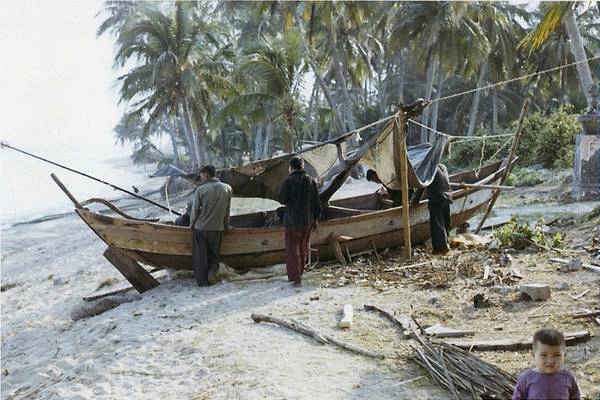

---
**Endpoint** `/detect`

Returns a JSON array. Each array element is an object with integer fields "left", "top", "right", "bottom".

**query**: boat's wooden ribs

[{"left": 103, "top": 246, "right": 160, "bottom": 293}]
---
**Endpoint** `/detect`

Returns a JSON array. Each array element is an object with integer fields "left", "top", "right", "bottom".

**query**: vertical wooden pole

[
  {"left": 395, "top": 113, "right": 412, "bottom": 259},
  {"left": 475, "top": 98, "right": 529, "bottom": 233}
]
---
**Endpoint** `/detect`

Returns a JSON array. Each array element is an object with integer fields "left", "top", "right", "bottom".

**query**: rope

[
  {"left": 304, "top": 55, "right": 598, "bottom": 148},
  {"left": 408, "top": 118, "right": 513, "bottom": 141},
  {"left": 433, "top": 54, "right": 600, "bottom": 104}
]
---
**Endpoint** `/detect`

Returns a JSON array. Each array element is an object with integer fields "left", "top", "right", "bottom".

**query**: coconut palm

[
  {"left": 213, "top": 30, "right": 306, "bottom": 154},
  {"left": 111, "top": 2, "right": 228, "bottom": 169},
  {"left": 519, "top": 2, "right": 596, "bottom": 108}
]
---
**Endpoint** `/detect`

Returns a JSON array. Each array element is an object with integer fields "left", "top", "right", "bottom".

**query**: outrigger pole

[{"left": 0, "top": 141, "right": 181, "bottom": 216}]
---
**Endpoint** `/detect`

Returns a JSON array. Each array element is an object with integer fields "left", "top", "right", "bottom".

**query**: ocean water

[{"left": 0, "top": 144, "right": 157, "bottom": 228}]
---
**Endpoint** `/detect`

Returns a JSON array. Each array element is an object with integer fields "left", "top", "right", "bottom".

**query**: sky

[{"left": 0, "top": 0, "right": 122, "bottom": 150}]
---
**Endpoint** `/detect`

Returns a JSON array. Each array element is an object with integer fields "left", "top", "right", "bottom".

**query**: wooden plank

[
  {"left": 475, "top": 98, "right": 529, "bottom": 233},
  {"left": 444, "top": 330, "right": 590, "bottom": 351},
  {"left": 103, "top": 247, "right": 159, "bottom": 293},
  {"left": 328, "top": 234, "right": 347, "bottom": 265},
  {"left": 424, "top": 324, "right": 475, "bottom": 338}
]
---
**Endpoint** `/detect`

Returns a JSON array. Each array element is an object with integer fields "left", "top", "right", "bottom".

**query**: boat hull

[{"left": 76, "top": 161, "right": 505, "bottom": 270}]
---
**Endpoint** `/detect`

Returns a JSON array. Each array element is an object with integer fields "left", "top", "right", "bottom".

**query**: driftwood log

[
  {"left": 70, "top": 293, "right": 142, "bottom": 321},
  {"left": 364, "top": 304, "right": 415, "bottom": 339},
  {"left": 443, "top": 330, "right": 590, "bottom": 351},
  {"left": 250, "top": 313, "right": 384, "bottom": 359}
]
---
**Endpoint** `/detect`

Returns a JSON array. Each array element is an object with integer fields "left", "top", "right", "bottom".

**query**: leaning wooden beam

[
  {"left": 443, "top": 330, "right": 590, "bottom": 351},
  {"left": 449, "top": 183, "right": 514, "bottom": 191},
  {"left": 250, "top": 313, "right": 384, "bottom": 359},
  {"left": 327, "top": 234, "right": 347, "bottom": 265},
  {"left": 475, "top": 98, "right": 529, "bottom": 233},
  {"left": 103, "top": 246, "right": 160, "bottom": 293}
]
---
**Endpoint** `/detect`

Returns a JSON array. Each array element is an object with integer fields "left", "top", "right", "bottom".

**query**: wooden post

[
  {"left": 394, "top": 114, "right": 412, "bottom": 259},
  {"left": 475, "top": 99, "right": 529, "bottom": 233},
  {"left": 103, "top": 247, "right": 159, "bottom": 293}
]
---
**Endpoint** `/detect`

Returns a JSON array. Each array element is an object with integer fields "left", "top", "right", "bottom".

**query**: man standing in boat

[
  {"left": 189, "top": 165, "right": 232, "bottom": 286},
  {"left": 278, "top": 156, "right": 321, "bottom": 287},
  {"left": 413, "top": 163, "right": 452, "bottom": 254}
]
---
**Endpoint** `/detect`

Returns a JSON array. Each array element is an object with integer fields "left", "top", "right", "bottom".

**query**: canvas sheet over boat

[{"left": 154, "top": 117, "right": 448, "bottom": 202}]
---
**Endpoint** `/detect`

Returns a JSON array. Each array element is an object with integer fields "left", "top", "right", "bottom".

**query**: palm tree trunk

[
  {"left": 263, "top": 123, "right": 272, "bottom": 158},
  {"left": 492, "top": 87, "right": 498, "bottom": 133},
  {"left": 178, "top": 106, "right": 199, "bottom": 170},
  {"left": 421, "top": 49, "right": 437, "bottom": 142},
  {"left": 467, "top": 61, "right": 488, "bottom": 137},
  {"left": 167, "top": 122, "right": 181, "bottom": 167},
  {"left": 563, "top": 10, "right": 594, "bottom": 108},
  {"left": 332, "top": 30, "right": 356, "bottom": 133},
  {"left": 313, "top": 86, "right": 320, "bottom": 142},
  {"left": 430, "top": 58, "right": 444, "bottom": 136},
  {"left": 293, "top": 10, "right": 345, "bottom": 136},
  {"left": 254, "top": 125, "right": 263, "bottom": 160},
  {"left": 397, "top": 53, "right": 405, "bottom": 105}
]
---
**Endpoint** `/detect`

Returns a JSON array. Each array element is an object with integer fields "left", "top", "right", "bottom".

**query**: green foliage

[
  {"left": 445, "top": 127, "right": 512, "bottom": 172},
  {"left": 494, "top": 216, "right": 564, "bottom": 250},
  {"left": 587, "top": 205, "right": 600, "bottom": 220},
  {"left": 517, "top": 108, "right": 580, "bottom": 169},
  {"left": 508, "top": 168, "right": 544, "bottom": 187}
]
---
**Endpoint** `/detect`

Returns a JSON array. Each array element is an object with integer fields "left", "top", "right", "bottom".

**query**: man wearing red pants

[{"left": 278, "top": 156, "right": 321, "bottom": 287}]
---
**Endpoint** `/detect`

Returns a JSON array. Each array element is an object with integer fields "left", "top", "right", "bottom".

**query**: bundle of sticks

[{"left": 411, "top": 332, "right": 517, "bottom": 400}]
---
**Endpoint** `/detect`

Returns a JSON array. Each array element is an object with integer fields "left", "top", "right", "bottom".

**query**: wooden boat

[{"left": 58, "top": 159, "right": 507, "bottom": 292}]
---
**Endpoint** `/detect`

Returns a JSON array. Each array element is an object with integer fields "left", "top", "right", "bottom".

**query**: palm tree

[
  {"left": 110, "top": 2, "right": 228, "bottom": 169},
  {"left": 390, "top": 2, "right": 490, "bottom": 140},
  {"left": 519, "top": 2, "right": 596, "bottom": 109},
  {"left": 214, "top": 30, "right": 306, "bottom": 154}
]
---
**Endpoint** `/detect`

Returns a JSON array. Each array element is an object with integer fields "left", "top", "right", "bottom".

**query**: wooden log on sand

[
  {"left": 364, "top": 304, "right": 415, "bottom": 339},
  {"left": 251, "top": 313, "right": 384, "bottom": 359},
  {"left": 70, "top": 293, "right": 142, "bottom": 321},
  {"left": 444, "top": 331, "right": 590, "bottom": 351}
]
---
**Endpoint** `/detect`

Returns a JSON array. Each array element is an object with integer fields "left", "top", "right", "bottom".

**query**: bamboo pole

[
  {"left": 475, "top": 98, "right": 529, "bottom": 233},
  {"left": 394, "top": 113, "right": 412, "bottom": 259},
  {"left": 449, "top": 183, "right": 514, "bottom": 190}
]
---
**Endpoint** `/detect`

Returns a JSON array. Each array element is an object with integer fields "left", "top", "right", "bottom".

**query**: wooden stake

[
  {"left": 475, "top": 98, "right": 529, "bottom": 233},
  {"left": 394, "top": 114, "right": 411, "bottom": 259}
]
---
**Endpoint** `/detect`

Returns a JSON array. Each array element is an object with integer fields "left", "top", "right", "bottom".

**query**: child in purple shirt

[{"left": 513, "top": 328, "right": 580, "bottom": 400}]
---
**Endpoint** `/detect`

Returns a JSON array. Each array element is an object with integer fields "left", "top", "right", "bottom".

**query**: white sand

[{"left": 1, "top": 211, "right": 446, "bottom": 399}]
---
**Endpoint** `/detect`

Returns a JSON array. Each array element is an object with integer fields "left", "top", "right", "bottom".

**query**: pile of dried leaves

[{"left": 311, "top": 247, "right": 487, "bottom": 290}]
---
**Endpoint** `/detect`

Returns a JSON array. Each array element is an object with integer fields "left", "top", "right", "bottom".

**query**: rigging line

[
  {"left": 432, "top": 54, "right": 600, "bottom": 104},
  {"left": 407, "top": 118, "right": 513, "bottom": 141}
]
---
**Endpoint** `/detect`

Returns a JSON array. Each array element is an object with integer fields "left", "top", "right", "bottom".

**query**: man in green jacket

[{"left": 189, "top": 165, "right": 233, "bottom": 286}]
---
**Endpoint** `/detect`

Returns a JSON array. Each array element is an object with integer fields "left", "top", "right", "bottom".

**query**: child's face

[{"left": 532, "top": 342, "right": 565, "bottom": 374}]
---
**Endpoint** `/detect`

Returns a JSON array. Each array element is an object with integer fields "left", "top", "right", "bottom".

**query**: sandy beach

[{"left": 1, "top": 180, "right": 599, "bottom": 400}]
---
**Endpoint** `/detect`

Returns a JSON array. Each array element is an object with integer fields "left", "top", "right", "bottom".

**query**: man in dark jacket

[
  {"left": 413, "top": 163, "right": 452, "bottom": 254},
  {"left": 189, "top": 165, "right": 232, "bottom": 286},
  {"left": 278, "top": 156, "right": 321, "bottom": 286}
]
